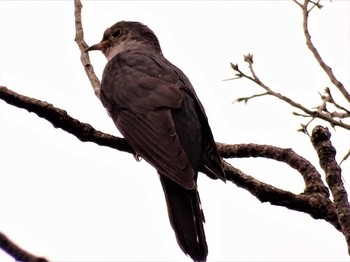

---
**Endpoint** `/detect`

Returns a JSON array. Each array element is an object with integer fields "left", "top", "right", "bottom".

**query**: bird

[{"left": 86, "top": 21, "right": 225, "bottom": 262}]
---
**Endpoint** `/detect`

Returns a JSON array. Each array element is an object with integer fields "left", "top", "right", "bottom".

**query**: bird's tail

[{"left": 159, "top": 174, "right": 208, "bottom": 262}]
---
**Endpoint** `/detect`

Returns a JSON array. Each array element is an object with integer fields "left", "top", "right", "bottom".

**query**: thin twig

[
  {"left": 232, "top": 92, "right": 268, "bottom": 104},
  {"left": 292, "top": 0, "right": 303, "bottom": 8},
  {"left": 231, "top": 57, "right": 350, "bottom": 130},
  {"left": 232, "top": 1, "right": 350, "bottom": 133},
  {"left": 299, "top": 0, "right": 350, "bottom": 103},
  {"left": 307, "top": 0, "right": 323, "bottom": 13},
  {"left": 297, "top": 118, "right": 316, "bottom": 136},
  {"left": 74, "top": 0, "right": 101, "bottom": 98},
  {"left": 324, "top": 87, "right": 350, "bottom": 116},
  {"left": 339, "top": 148, "right": 350, "bottom": 166}
]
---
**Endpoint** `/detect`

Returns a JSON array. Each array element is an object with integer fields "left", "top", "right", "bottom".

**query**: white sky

[{"left": 0, "top": 1, "right": 349, "bottom": 261}]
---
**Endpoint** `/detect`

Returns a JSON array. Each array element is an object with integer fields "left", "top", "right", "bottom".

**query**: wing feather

[
  {"left": 101, "top": 52, "right": 196, "bottom": 189},
  {"left": 114, "top": 109, "right": 196, "bottom": 189},
  {"left": 100, "top": 51, "right": 223, "bottom": 189}
]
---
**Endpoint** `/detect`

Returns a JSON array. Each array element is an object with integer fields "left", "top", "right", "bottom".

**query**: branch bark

[
  {"left": 73, "top": 0, "right": 101, "bottom": 98},
  {"left": 299, "top": 0, "right": 350, "bottom": 103},
  {"left": 217, "top": 143, "right": 329, "bottom": 196},
  {"left": 0, "top": 86, "right": 134, "bottom": 155},
  {"left": 222, "top": 160, "right": 340, "bottom": 231},
  {"left": 311, "top": 126, "right": 350, "bottom": 254},
  {"left": 0, "top": 232, "right": 48, "bottom": 262}
]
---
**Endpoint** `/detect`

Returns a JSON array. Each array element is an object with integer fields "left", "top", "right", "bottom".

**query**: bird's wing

[{"left": 100, "top": 52, "right": 197, "bottom": 189}]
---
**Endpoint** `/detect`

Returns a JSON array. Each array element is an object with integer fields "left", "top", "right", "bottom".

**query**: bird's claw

[{"left": 134, "top": 153, "right": 142, "bottom": 162}]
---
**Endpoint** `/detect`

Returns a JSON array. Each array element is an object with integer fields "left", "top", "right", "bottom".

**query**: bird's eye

[{"left": 111, "top": 28, "right": 122, "bottom": 38}]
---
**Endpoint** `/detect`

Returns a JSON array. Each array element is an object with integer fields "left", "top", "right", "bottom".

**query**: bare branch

[
  {"left": 217, "top": 143, "right": 329, "bottom": 196},
  {"left": 296, "top": 118, "right": 316, "bottom": 136},
  {"left": 297, "top": 0, "right": 350, "bottom": 103},
  {"left": 292, "top": 112, "right": 313, "bottom": 118},
  {"left": 324, "top": 87, "right": 350, "bottom": 116},
  {"left": 307, "top": 0, "right": 323, "bottom": 12},
  {"left": 0, "top": 86, "right": 134, "bottom": 155},
  {"left": 74, "top": 0, "right": 101, "bottom": 98},
  {"left": 230, "top": 57, "right": 350, "bottom": 130},
  {"left": 292, "top": 0, "right": 303, "bottom": 8},
  {"left": 0, "top": 232, "right": 48, "bottom": 262},
  {"left": 230, "top": 1, "right": 350, "bottom": 136},
  {"left": 311, "top": 126, "right": 350, "bottom": 254},
  {"left": 233, "top": 92, "right": 268, "bottom": 104},
  {"left": 339, "top": 148, "right": 350, "bottom": 166},
  {"left": 222, "top": 160, "right": 341, "bottom": 231}
]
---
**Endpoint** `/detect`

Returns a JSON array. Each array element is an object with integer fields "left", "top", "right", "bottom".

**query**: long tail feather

[{"left": 159, "top": 174, "right": 208, "bottom": 262}]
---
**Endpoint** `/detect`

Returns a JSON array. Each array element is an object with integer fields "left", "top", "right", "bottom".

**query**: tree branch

[
  {"left": 0, "top": 232, "right": 48, "bottom": 262},
  {"left": 230, "top": 59, "right": 350, "bottom": 131},
  {"left": 311, "top": 126, "right": 350, "bottom": 254},
  {"left": 217, "top": 143, "right": 329, "bottom": 196},
  {"left": 74, "top": 0, "right": 101, "bottom": 98},
  {"left": 229, "top": 1, "right": 350, "bottom": 135},
  {"left": 222, "top": 160, "right": 341, "bottom": 231},
  {"left": 232, "top": 92, "right": 268, "bottom": 104},
  {"left": 299, "top": 0, "right": 350, "bottom": 103},
  {"left": 0, "top": 85, "right": 342, "bottom": 233},
  {"left": 323, "top": 87, "right": 350, "bottom": 117},
  {"left": 0, "top": 86, "right": 134, "bottom": 155}
]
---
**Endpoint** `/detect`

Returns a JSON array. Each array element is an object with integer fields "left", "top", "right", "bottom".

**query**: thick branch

[
  {"left": 0, "top": 86, "right": 134, "bottom": 155},
  {"left": 0, "top": 232, "right": 48, "bottom": 262},
  {"left": 222, "top": 160, "right": 341, "bottom": 231},
  {"left": 311, "top": 126, "right": 350, "bottom": 254},
  {"left": 217, "top": 143, "right": 329, "bottom": 196}
]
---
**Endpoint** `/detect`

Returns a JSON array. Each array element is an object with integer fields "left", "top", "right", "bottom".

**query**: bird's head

[{"left": 86, "top": 21, "right": 162, "bottom": 61}]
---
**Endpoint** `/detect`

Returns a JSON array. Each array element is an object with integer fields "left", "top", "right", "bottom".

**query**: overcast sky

[{"left": 0, "top": 1, "right": 349, "bottom": 261}]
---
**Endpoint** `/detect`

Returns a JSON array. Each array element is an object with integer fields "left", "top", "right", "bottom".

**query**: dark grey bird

[{"left": 86, "top": 21, "right": 225, "bottom": 262}]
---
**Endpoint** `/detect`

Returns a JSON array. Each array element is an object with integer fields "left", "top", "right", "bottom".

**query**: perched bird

[{"left": 86, "top": 21, "right": 225, "bottom": 262}]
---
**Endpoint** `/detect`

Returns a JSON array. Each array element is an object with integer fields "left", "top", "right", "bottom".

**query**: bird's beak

[
  {"left": 85, "top": 40, "right": 109, "bottom": 52},
  {"left": 85, "top": 43, "right": 101, "bottom": 52}
]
